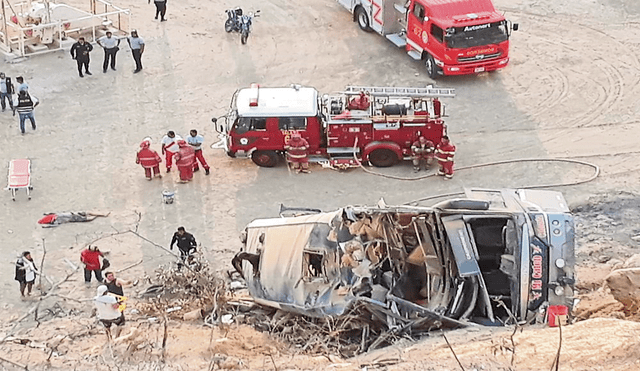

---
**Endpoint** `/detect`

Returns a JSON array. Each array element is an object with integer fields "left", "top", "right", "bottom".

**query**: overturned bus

[{"left": 232, "top": 189, "right": 575, "bottom": 331}]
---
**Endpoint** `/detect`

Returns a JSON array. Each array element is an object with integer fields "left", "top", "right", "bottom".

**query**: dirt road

[{"left": 1, "top": 0, "right": 640, "bottom": 369}]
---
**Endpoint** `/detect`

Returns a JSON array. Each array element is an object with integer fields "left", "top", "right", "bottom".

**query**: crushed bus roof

[{"left": 236, "top": 86, "right": 319, "bottom": 117}]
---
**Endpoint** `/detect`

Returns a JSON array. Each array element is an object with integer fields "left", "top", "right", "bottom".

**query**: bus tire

[
  {"left": 355, "top": 7, "right": 371, "bottom": 32},
  {"left": 251, "top": 151, "right": 279, "bottom": 167},
  {"left": 368, "top": 148, "right": 398, "bottom": 167}
]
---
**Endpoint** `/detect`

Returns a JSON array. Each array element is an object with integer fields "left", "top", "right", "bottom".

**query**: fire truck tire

[
  {"left": 426, "top": 54, "right": 439, "bottom": 79},
  {"left": 368, "top": 149, "right": 398, "bottom": 167},
  {"left": 355, "top": 7, "right": 371, "bottom": 32},
  {"left": 251, "top": 150, "right": 279, "bottom": 167}
]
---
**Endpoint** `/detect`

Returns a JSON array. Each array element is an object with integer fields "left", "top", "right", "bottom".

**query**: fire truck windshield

[{"left": 445, "top": 21, "right": 508, "bottom": 49}]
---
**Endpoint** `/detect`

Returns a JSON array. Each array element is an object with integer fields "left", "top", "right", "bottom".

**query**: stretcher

[{"left": 7, "top": 159, "right": 33, "bottom": 201}]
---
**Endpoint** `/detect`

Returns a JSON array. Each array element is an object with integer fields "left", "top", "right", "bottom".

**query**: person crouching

[{"left": 174, "top": 140, "right": 196, "bottom": 183}]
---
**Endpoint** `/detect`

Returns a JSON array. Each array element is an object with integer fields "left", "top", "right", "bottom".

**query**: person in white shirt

[
  {"left": 16, "top": 76, "right": 29, "bottom": 93},
  {"left": 96, "top": 31, "right": 121, "bottom": 73},
  {"left": 187, "top": 129, "right": 210, "bottom": 175},
  {"left": 127, "top": 30, "right": 145, "bottom": 73},
  {"left": 161, "top": 131, "right": 182, "bottom": 172},
  {"left": 94, "top": 285, "right": 125, "bottom": 338}
]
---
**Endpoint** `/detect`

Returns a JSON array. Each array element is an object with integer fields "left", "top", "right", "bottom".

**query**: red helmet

[
  {"left": 177, "top": 140, "right": 187, "bottom": 147},
  {"left": 140, "top": 140, "right": 150, "bottom": 148}
]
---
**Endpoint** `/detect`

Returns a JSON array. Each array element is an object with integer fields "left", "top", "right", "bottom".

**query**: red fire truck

[
  {"left": 212, "top": 84, "right": 455, "bottom": 169},
  {"left": 338, "top": 0, "right": 518, "bottom": 78}
]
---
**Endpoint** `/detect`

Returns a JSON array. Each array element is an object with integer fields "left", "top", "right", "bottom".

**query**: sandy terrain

[{"left": 1, "top": 0, "right": 640, "bottom": 369}]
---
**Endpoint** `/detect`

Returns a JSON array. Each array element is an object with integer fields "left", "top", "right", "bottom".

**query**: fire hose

[{"left": 349, "top": 139, "right": 600, "bottom": 205}]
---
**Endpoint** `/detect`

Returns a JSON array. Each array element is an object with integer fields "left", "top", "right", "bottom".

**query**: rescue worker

[
  {"left": 70, "top": 37, "right": 93, "bottom": 77},
  {"left": 136, "top": 140, "right": 162, "bottom": 180},
  {"left": 284, "top": 132, "right": 310, "bottom": 173},
  {"left": 187, "top": 129, "right": 210, "bottom": 175},
  {"left": 435, "top": 135, "right": 456, "bottom": 179},
  {"left": 13, "top": 90, "right": 39, "bottom": 134},
  {"left": 170, "top": 227, "right": 197, "bottom": 270},
  {"left": 347, "top": 90, "right": 370, "bottom": 111},
  {"left": 173, "top": 140, "right": 196, "bottom": 183},
  {"left": 411, "top": 136, "right": 435, "bottom": 172},
  {"left": 161, "top": 131, "right": 182, "bottom": 172}
]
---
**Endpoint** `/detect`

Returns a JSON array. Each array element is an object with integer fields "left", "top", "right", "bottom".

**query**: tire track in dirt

[{"left": 498, "top": 10, "right": 640, "bottom": 133}]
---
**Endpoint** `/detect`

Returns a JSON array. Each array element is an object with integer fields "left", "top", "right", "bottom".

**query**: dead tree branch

[
  {"left": 0, "top": 354, "right": 27, "bottom": 370},
  {"left": 442, "top": 331, "right": 465, "bottom": 371}
]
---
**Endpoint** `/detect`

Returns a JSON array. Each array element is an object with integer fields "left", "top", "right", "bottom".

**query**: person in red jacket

[
  {"left": 284, "top": 132, "right": 310, "bottom": 173},
  {"left": 435, "top": 135, "right": 456, "bottom": 179},
  {"left": 136, "top": 139, "right": 162, "bottom": 180},
  {"left": 173, "top": 140, "right": 196, "bottom": 183},
  {"left": 80, "top": 245, "right": 104, "bottom": 283}
]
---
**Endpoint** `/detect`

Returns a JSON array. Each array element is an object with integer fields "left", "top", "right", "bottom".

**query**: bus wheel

[
  {"left": 251, "top": 151, "right": 279, "bottom": 167},
  {"left": 368, "top": 149, "right": 398, "bottom": 167},
  {"left": 426, "top": 54, "right": 439, "bottom": 79},
  {"left": 355, "top": 7, "right": 371, "bottom": 32}
]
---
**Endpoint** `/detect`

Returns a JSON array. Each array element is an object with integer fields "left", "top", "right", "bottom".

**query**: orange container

[{"left": 548, "top": 305, "right": 568, "bottom": 327}]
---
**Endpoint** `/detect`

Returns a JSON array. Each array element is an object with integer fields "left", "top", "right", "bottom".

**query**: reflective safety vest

[
  {"left": 16, "top": 94, "right": 34, "bottom": 114},
  {"left": 285, "top": 138, "right": 309, "bottom": 159},
  {"left": 175, "top": 147, "right": 196, "bottom": 167},
  {"left": 136, "top": 148, "right": 162, "bottom": 168},
  {"left": 435, "top": 142, "right": 456, "bottom": 162}
]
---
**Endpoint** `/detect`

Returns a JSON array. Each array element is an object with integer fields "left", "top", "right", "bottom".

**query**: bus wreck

[{"left": 233, "top": 189, "right": 575, "bottom": 332}]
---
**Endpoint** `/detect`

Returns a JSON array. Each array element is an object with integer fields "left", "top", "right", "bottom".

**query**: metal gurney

[{"left": 7, "top": 159, "right": 33, "bottom": 200}]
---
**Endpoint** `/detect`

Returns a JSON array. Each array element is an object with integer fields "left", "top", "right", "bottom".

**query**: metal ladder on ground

[{"left": 344, "top": 85, "right": 456, "bottom": 98}]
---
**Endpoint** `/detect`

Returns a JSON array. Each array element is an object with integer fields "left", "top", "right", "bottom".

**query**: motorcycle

[{"left": 224, "top": 7, "right": 260, "bottom": 44}]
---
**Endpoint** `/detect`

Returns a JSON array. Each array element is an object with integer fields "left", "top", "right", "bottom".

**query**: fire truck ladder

[{"left": 344, "top": 86, "right": 455, "bottom": 98}]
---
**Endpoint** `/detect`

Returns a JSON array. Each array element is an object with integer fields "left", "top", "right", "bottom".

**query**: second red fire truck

[
  {"left": 338, "top": 0, "right": 519, "bottom": 78},
  {"left": 212, "top": 84, "right": 455, "bottom": 169}
]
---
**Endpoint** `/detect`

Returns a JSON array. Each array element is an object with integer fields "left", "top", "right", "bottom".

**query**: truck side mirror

[
  {"left": 211, "top": 117, "right": 217, "bottom": 124},
  {"left": 512, "top": 23, "right": 519, "bottom": 31}
]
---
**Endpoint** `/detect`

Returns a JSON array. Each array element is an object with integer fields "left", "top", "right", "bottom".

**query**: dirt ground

[{"left": 2, "top": 0, "right": 640, "bottom": 369}]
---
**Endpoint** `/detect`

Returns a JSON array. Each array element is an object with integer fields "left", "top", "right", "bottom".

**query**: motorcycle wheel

[
  {"left": 241, "top": 31, "right": 249, "bottom": 44},
  {"left": 225, "top": 19, "right": 234, "bottom": 33}
]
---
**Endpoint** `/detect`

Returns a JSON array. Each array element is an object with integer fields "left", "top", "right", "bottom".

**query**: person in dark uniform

[
  {"left": 70, "top": 37, "right": 93, "bottom": 77},
  {"left": 151, "top": 0, "right": 167, "bottom": 21},
  {"left": 170, "top": 227, "right": 197, "bottom": 269},
  {"left": 0, "top": 72, "right": 14, "bottom": 112}
]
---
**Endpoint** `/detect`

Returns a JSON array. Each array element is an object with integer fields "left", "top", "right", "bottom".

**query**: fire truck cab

[
  {"left": 213, "top": 84, "right": 455, "bottom": 169},
  {"left": 338, "top": 0, "right": 518, "bottom": 78}
]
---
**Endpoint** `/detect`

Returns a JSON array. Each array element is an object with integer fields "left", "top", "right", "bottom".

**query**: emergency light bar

[{"left": 249, "top": 83, "right": 260, "bottom": 107}]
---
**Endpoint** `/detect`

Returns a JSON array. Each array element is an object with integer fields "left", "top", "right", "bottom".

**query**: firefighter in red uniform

[
  {"left": 411, "top": 136, "right": 435, "bottom": 172},
  {"left": 347, "top": 90, "right": 371, "bottom": 111},
  {"left": 173, "top": 140, "right": 196, "bottom": 183},
  {"left": 435, "top": 135, "right": 456, "bottom": 179},
  {"left": 136, "top": 140, "right": 162, "bottom": 180},
  {"left": 284, "top": 132, "right": 310, "bottom": 173}
]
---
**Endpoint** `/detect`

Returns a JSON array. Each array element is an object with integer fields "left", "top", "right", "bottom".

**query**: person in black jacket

[
  {"left": 70, "top": 37, "right": 93, "bottom": 77},
  {"left": 15, "top": 251, "right": 37, "bottom": 297},
  {"left": 170, "top": 227, "right": 197, "bottom": 269},
  {"left": 0, "top": 72, "right": 14, "bottom": 111}
]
